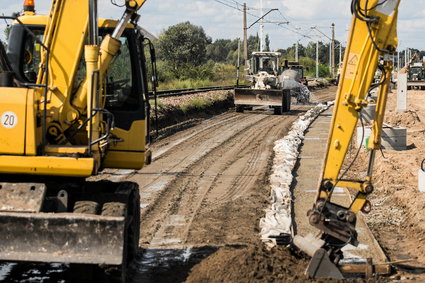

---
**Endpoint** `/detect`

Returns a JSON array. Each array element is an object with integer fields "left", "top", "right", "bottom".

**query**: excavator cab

[{"left": 4, "top": 17, "right": 154, "bottom": 170}]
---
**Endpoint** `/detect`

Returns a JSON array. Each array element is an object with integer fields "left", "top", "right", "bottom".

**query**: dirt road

[
  {"left": 126, "top": 87, "right": 336, "bottom": 282},
  {"left": 0, "top": 87, "right": 336, "bottom": 282}
]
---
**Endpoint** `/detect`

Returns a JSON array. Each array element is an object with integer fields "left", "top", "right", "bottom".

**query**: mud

[
  {"left": 185, "top": 243, "right": 309, "bottom": 283},
  {"left": 0, "top": 87, "right": 337, "bottom": 282}
]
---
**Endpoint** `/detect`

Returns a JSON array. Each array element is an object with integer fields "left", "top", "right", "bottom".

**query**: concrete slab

[
  {"left": 292, "top": 107, "right": 390, "bottom": 274},
  {"left": 356, "top": 126, "right": 407, "bottom": 150}
]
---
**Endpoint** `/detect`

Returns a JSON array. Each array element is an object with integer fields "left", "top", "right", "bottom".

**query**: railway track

[
  {"left": 149, "top": 85, "right": 248, "bottom": 98},
  {"left": 149, "top": 81, "right": 330, "bottom": 99}
]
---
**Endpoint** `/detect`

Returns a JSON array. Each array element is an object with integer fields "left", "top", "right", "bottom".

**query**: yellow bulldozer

[{"left": 234, "top": 51, "right": 291, "bottom": 115}]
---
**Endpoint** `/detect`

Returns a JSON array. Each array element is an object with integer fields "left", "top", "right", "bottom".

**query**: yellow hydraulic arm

[
  {"left": 306, "top": 0, "right": 400, "bottom": 278},
  {"left": 24, "top": 0, "right": 149, "bottom": 175}
]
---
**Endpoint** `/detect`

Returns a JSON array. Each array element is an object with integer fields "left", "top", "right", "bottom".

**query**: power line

[{"left": 212, "top": 0, "right": 320, "bottom": 43}]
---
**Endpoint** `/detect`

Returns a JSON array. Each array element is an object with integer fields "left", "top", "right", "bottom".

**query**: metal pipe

[
  {"left": 111, "top": 12, "right": 132, "bottom": 39},
  {"left": 88, "top": 0, "right": 98, "bottom": 45},
  {"left": 366, "top": 150, "right": 376, "bottom": 177}
]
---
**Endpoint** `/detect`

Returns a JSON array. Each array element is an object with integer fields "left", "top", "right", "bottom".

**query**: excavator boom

[{"left": 297, "top": 0, "right": 401, "bottom": 278}]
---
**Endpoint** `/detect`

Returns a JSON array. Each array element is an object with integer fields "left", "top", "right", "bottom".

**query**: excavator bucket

[
  {"left": 306, "top": 248, "right": 344, "bottom": 279},
  {"left": 293, "top": 234, "right": 344, "bottom": 279}
]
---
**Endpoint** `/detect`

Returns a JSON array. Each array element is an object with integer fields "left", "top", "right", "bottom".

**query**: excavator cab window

[
  {"left": 105, "top": 36, "right": 135, "bottom": 109},
  {"left": 6, "top": 24, "right": 44, "bottom": 83},
  {"left": 22, "top": 29, "right": 43, "bottom": 82}
]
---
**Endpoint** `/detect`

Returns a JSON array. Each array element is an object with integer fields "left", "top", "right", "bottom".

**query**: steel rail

[{"left": 148, "top": 85, "right": 249, "bottom": 98}]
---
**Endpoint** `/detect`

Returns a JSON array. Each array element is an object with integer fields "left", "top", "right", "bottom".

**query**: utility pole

[
  {"left": 316, "top": 40, "right": 319, "bottom": 78},
  {"left": 243, "top": 3, "right": 248, "bottom": 73},
  {"left": 259, "top": 0, "right": 264, "bottom": 51},
  {"left": 397, "top": 50, "right": 400, "bottom": 71},
  {"left": 331, "top": 23, "right": 335, "bottom": 77},
  {"left": 295, "top": 40, "right": 298, "bottom": 62},
  {"left": 329, "top": 40, "right": 332, "bottom": 76},
  {"left": 339, "top": 43, "right": 342, "bottom": 65},
  {"left": 405, "top": 48, "right": 408, "bottom": 67},
  {"left": 236, "top": 39, "right": 240, "bottom": 86}
]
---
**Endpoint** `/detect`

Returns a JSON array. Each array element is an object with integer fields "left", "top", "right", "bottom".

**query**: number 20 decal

[{"left": 1, "top": 111, "right": 18, "bottom": 129}]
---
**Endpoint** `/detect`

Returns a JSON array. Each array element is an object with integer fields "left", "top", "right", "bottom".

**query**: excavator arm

[{"left": 303, "top": 0, "right": 400, "bottom": 278}]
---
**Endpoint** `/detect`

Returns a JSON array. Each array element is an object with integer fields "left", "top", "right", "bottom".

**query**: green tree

[
  {"left": 207, "top": 39, "right": 234, "bottom": 62},
  {"left": 157, "top": 21, "right": 211, "bottom": 70},
  {"left": 264, "top": 34, "right": 270, "bottom": 51},
  {"left": 246, "top": 34, "right": 260, "bottom": 56}
]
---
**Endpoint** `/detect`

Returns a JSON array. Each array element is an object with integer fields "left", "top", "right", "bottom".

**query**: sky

[{"left": 0, "top": 0, "right": 424, "bottom": 51}]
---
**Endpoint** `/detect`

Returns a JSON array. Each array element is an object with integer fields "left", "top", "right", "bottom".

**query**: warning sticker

[{"left": 345, "top": 53, "right": 359, "bottom": 80}]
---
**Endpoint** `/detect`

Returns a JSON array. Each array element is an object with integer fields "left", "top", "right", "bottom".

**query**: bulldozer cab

[{"left": 250, "top": 52, "right": 280, "bottom": 75}]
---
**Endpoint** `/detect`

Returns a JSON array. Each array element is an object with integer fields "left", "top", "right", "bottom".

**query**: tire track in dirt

[
  {"left": 130, "top": 112, "right": 271, "bottom": 241},
  {"left": 130, "top": 111, "right": 297, "bottom": 283},
  {"left": 146, "top": 115, "right": 292, "bottom": 248}
]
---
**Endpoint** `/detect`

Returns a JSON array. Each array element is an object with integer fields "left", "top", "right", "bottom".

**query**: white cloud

[{"left": 0, "top": 0, "right": 425, "bottom": 51}]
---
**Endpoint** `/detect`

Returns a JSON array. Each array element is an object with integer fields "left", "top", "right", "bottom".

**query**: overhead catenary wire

[{"left": 212, "top": 0, "right": 317, "bottom": 42}]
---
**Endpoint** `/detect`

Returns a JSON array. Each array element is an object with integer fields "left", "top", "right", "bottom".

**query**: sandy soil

[
  {"left": 124, "top": 87, "right": 337, "bottom": 283},
  {"left": 345, "top": 88, "right": 425, "bottom": 280},
  {"left": 0, "top": 87, "right": 336, "bottom": 282}
]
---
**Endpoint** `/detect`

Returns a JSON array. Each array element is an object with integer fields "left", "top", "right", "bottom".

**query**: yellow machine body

[
  {"left": 1, "top": 3, "right": 151, "bottom": 178},
  {"left": 304, "top": 0, "right": 401, "bottom": 279},
  {"left": 0, "top": 0, "right": 152, "bottom": 271}
]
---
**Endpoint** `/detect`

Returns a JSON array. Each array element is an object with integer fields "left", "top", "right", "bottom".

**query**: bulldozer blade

[
  {"left": 306, "top": 248, "right": 344, "bottom": 279},
  {"left": 0, "top": 212, "right": 125, "bottom": 265},
  {"left": 234, "top": 88, "right": 283, "bottom": 106}
]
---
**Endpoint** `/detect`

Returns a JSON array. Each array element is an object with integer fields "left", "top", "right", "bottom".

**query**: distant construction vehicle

[
  {"left": 234, "top": 51, "right": 291, "bottom": 115},
  {"left": 282, "top": 60, "right": 308, "bottom": 86},
  {"left": 406, "top": 53, "right": 425, "bottom": 89}
]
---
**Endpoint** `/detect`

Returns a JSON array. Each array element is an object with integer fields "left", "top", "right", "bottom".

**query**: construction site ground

[{"left": 1, "top": 86, "right": 425, "bottom": 282}]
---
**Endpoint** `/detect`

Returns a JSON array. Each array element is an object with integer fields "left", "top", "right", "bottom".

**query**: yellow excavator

[
  {"left": 295, "top": 0, "right": 400, "bottom": 278},
  {"left": 0, "top": 0, "right": 155, "bottom": 281}
]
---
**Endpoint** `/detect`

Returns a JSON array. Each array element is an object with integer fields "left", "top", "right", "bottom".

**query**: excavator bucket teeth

[{"left": 306, "top": 248, "right": 344, "bottom": 279}]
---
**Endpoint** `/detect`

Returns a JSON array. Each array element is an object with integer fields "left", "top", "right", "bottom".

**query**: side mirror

[{"left": 146, "top": 39, "right": 158, "bottom": 88}]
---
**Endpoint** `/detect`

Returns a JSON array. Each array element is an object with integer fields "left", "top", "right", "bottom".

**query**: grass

[
  {"left": 157, "top": 64, "right": 248, "bottom": 90},
  {"left": 159, "top": 79, "right": 214, "bottom": 90},
  {"left": 149, "top": 99, "right": 164, "bottom": 108},
  {"left": 180, "top": 97, "right": 214, "bottom": 113}
]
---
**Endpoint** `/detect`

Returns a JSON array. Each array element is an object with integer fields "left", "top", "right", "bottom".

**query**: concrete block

[
  {"left": 397, "top": 72, "right": 407, "bottom": 112},
  {"left": 356, "top": 126, "right": 406, "bottom": 150},
  {"left": 362, "top": 104, "right": 376, "bottom": 123},
  {"left": 418, "top": 169, "right": 425, "bottom": 192}
]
